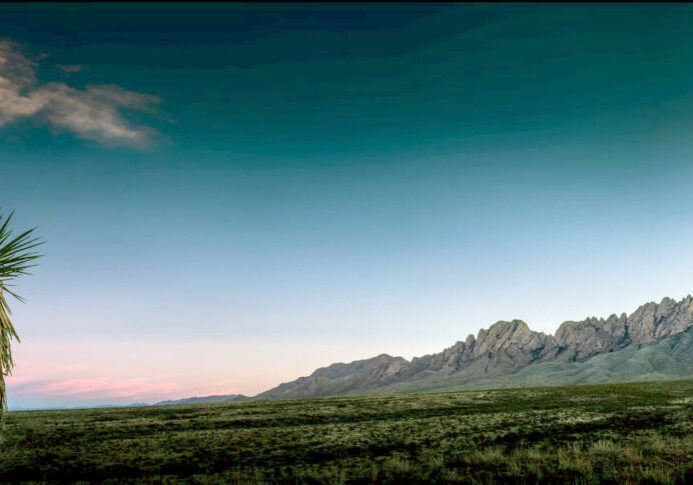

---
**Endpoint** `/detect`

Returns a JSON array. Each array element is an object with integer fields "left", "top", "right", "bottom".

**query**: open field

[{"left": 2, "top": 380, "right": 693, "bottom": 484}]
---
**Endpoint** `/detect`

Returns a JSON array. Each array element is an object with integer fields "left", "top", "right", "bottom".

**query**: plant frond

[
  {"left": 0, "top": 284, "right": 18, "bottom": 413},
  {"left": 0, "top": 210, "right": 43, "bottom": 280},
  {"left": 0, "top": 210, "right": 42, "bottom": 414}
]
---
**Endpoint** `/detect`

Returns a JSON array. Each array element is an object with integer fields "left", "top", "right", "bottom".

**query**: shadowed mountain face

[{"left": 256, "top": 296, "right": 693, "bottom": 399}]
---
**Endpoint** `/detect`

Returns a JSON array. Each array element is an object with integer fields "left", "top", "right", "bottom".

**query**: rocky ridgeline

[{"left": 257, "top": 295, "right": 693, "bottom": 399}]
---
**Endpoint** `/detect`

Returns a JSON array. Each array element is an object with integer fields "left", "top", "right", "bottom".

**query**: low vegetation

[{"left": 1, "top": 380, "right": 693, "bottom": 483}]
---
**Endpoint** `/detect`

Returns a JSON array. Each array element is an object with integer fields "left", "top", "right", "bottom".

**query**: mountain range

[
  {"left": 253, "top": 295, "right": 693, "bottom": 399},
  {"left": 140, "top": 295, "right": 693, "bottom": 406}
]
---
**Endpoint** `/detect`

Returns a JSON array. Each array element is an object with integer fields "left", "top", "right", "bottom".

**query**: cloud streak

[
  {"left": 57, "top": 64, "right": 83, "bottom": 73},
  {"left": 7, "top": 376, "right": 180, "bottom": 400},
  {"left": 0, "top": 40, "right": 160, "bottom": 146}
]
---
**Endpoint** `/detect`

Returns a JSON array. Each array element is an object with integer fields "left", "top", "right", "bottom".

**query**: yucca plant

[{"left": 0, "top": 210, "right": 42, "bottom": 416}]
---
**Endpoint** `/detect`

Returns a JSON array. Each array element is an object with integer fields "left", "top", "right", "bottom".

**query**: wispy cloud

[
  {"left": 8, "top": 376, "right": 180, "bottom": 400},
  {"left": 6, "top": 373, "right": 241, "bottom": 404},
  {"left": 57, "top": 64, "right": 83, "bottom": 73},
  {"left": 0, "top": 40, "right": 160, "bottom": 147}
]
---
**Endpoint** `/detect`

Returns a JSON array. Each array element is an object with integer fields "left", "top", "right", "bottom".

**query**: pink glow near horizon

[
  {"left": 7, "top": 369, "right": 247, "bottom": 405},
  {"left": 5, "top": 336, "right": 430, "bottom": 408},
  {"left": 9, "top": 377, "right": 181, "bottom": 398}
]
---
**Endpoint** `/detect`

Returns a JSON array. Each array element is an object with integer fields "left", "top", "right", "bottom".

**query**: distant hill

[
  {"left": 255, "top": 295, "right": 693, "bottom": 399},
  {"left": 93, "top": 403, "right": 149, "bottom": 408},
  {"left": 154, "top": 394, "right": 241, "bottom": 406}
]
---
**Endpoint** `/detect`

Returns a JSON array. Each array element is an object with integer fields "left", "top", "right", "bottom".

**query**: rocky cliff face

[
  {"left": 256, "top": 295, "right": 693, "bottom": 400},
  {"left": 553, "top": 295, "right": 693, "bottom": 360},
  {"left": 406, "top": 320, "right": 555, "bottom": 377}
]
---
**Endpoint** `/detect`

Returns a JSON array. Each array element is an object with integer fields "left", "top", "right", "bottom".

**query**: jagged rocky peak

[
  {"left": 424, "top": 321, "right": 555, "bottom": 370},
  {"left": 628, "top": 296, "right": 693, "bottom": 344},
  {"left": 552, "top": 295, "right": 693, "bottom": 360},
  {"left": 473, "top": 319, "right": 551, "bottom": 356},
  {"left": 437, "top": 296, "right": 693, "bottom": 365},
  {"left": 554, "top": 314, "right": 627, "bottom": 360}
]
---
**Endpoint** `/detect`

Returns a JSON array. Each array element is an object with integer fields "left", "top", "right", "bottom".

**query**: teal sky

[{"left": 2, "top": 4, "right": 693, "bottom": 409}]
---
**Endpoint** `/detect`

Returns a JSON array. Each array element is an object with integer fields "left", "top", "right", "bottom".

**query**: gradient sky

[{"left": 2, "top": 4, "right": 693, "bottom": 409}]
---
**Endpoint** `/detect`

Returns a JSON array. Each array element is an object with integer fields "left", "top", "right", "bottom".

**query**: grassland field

[{"left": 1, "top": 380, "right": 693, "bottom": 484}]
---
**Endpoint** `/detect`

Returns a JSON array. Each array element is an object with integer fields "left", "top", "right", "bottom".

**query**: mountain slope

[{"left": 256, "top": 295, "right": 693, "bottom": 399}]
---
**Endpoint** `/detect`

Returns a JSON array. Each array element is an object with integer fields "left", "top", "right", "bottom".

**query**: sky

[{"left": 2, "top": 3, "right": 693, "bottom": 409}]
